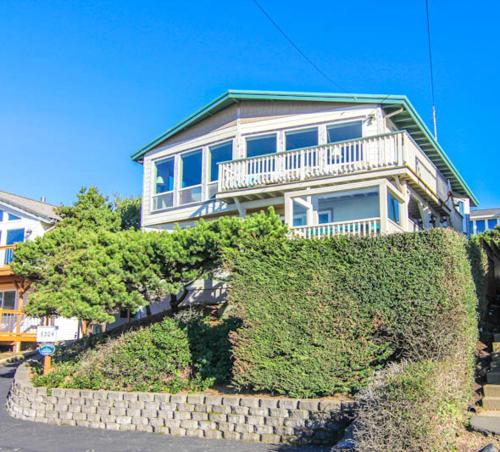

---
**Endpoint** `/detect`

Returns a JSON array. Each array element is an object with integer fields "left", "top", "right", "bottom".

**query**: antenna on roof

[{"left": 425, "top": 0, "right": 438, "bottom": 140}]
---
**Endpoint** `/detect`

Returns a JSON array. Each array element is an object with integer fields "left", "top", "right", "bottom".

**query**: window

[
  {"left": 8, "top": 213, "right": 20, "bottom": 221},
  {"left": 209, "top": 142, "right": 232, "bottom": 182},
  {"left": 327, "top": 121, "right": 363, "bottom": 163},
  {"left": 180, "top": 150, "right": 202, "bottom": 205},
  {"left": 293, "top": 214, "right": 307, "bottom": 227},
  {"left": 153, "top": 158, "right": 175, "bottom": 211},
  {"left": 318, "top": 210, "right": 332, "bottom": 224},
  {"left": 6, "top": 228, "right": 24, "bottom": 245},
  {"left": 327, "top": 121, "right": 363, "bottom": 143},
  {"left": 387, "top": 193, "right": 401, "bottom": 224},
  {"left": 488, "top": 219, "right": 498, "bottom": 230},
  {"left": 0, "top": 210, "right": 3, "bottom": 221},
  {"left": 286, "top": 128, "right": 318, "bottom": 151},
  {"left": 246, "top": 134, "right": 276, "bottom": 158},
  {"left": 476, "top": 220, "right": 486, "bottom": 233},
  {"left": 0, "top": 291, "right": 17, "bottom": 310},
  {"left": 155, "top": 158, "right": 175, "bottom": 194}
]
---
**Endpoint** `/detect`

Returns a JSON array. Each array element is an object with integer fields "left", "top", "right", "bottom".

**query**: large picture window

[
  {"left": 327, "top": 121, "right": 362, "bottom": 143},
  {"left": 180, "top": 150, "right": 203, "bottom": 205},
  {"left": 246, "top": 134, "right": 276, "bottom": 158},
  {"left": 286, "top": 128, "right": 318, "bottom": 151},
  {"left": 209, "top": 142, "right": 232, "bottom": 182},
  {"left": 153, "top": 157, "right": 175, "bottom": 211}
]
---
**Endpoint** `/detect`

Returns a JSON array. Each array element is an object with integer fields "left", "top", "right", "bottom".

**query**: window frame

[
  {"left": 285, "top": 127, "right": 319, "bottom": 152},
  {"left": 317, "top": 209, "right": 333, "bottom": 225},
  {"left": 151, "top": 156, "right": 176, "bottom": 212},
  {"left": 244, "top": 132, "right": 278, "bottom": 159},
  {"left": 0, "top": 290, "right": 17, "bottom": 310},
  {"left": 326, "top": 120, "right": 363, "bottom": 144},
  {"left": 387, "top": 192, "right": 401, "bottom": 225}
]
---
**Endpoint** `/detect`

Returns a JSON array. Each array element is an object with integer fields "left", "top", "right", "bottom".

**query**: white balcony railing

[
  {"left": 218, "top": 131, "right": 449, "bottom": 202},
  {"left": 291, "top": 218, "right": 381, "bottom": 239}
]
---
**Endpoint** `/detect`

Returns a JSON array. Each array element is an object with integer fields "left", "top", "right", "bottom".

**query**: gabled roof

[
  {"left": 132, "top": 89, "right": 478, "bottom": 205},
  {"left": 470, "top": 208, "right": 500, "bottom": 219},
  {"left": 0, "top": 191, "right": 59, "bottom": 223}
]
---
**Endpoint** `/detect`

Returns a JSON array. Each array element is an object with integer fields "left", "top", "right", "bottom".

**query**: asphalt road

[{"left": 0, "top": 362, "right": 323, "bottom": 452}]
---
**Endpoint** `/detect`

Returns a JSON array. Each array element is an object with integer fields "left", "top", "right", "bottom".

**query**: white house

[
  {"left": 0, "top": 191, "right": 79, "bottom": 351},
  {"left": 470, "top": 208, "right": 500, "bottom": 235},
  {"left": 132, "top": 90, "right": 476, "bottom": 238}
]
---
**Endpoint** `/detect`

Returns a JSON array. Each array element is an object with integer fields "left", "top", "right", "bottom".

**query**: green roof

[{"left": 132, "top": 89, "right": 477, "bottom": 205}]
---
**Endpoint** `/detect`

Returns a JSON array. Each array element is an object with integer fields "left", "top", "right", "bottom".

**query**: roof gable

[
  {"left": 132, "top": 90, "right": 477, "bottom": 205},
  {"left": 0, "top": 191, "right": 59, "bottom": 223}
]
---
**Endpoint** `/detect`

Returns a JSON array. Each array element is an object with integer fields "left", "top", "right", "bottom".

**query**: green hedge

[
  {"left": 33, "top": 314, "right": 238, "bottom": 392},
  {"left": 226, "top": 229, "right": 478, "bottom": 398}
]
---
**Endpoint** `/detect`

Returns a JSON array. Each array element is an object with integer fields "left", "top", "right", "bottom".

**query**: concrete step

[
  {"left": 471, "top": 412, "right": 500, "bottom": 434},
  {"left": 492, "top": 343, "right": 500, "bottom": 353},
  {"left": 487, "top": 372, "right": 500, "bottom": 384},
  {"left": 483, "top": 397, "right": 500, "bottom": 410},
  {"left": 484, "top": 385, "right": 500, "bottom": 398}
]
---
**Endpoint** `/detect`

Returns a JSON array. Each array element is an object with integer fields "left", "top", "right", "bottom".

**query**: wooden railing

[
  {"left": 218, "top": 131, "right": 449, "bottom": 201},
  {"left": 0, "top": 244, "right": 16, "bottom": 268},
  {"left": 0, "top": 308, "right": 39, "bottom": 341},
  {"left": 291, "top": 218, "right": 381, "bottom": 239}
]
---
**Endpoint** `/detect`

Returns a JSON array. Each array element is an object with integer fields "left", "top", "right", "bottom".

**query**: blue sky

[{"left": 1, "top": 0, "right": 498, "bottom": 207}]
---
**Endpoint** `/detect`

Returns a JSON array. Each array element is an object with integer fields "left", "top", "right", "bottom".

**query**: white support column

[
  {"left": 306, "top": 195, "right": 313, "bottom": 226},
  {"left": 284, "top": 195, "right": 293, "bottom": 227},
  {"left": 234, "top": 198, "right": 246, "bottom": 217},
  {"left": 379, "top": 182, "right": 388, "bottom": 234},
  {"left": 400, "top": 181, "right": 410, "bottom": 232}
]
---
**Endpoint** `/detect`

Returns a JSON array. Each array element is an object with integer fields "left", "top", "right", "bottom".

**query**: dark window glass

[
  {"left": 6, "top": 229, "right": 24, "bottom": 245},
  {"left": 246, "top": 135, "right": 276, "bottom": 158},
  {"left": 181, "top": 150, "right": 202, "bottom": 188},
  {"left": 0, "top": 210, "right": 4, "bottom": 221},
  {"left": 488, "top": 219, "right": 498, "bottom": 230},
  {"left": 327, "top": 121, "right": 362, "bottom": 143},
  {"left": 210, "top": 142, "right": 232, "bottom": 182},
  {"left": 8, "top": 213, "right": 20, "bottom": 221},
  {"left": 476, "top": 220, "right": 485, "bottom": 233},
  {"left": 286, "top": 128, "right": 318, "bottom": 151},
  {"left": 1, "top": 291, "right": 16, "bottom": 309},
  {"left": 387, "top": 193, "right": 400, "bottom": 224},
  {"left": 155, "top": 158, "right": 175, "bottom": 193}
]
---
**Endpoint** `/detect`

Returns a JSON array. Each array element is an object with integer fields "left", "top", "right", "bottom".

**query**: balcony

[
  {"left": 291, "top": 218, "right": 381, "bottom": 239},
  {"left": 0, "top": 308, "right": 39, "bottom": 343},
  {"left": 218, "top": 131, "right": 449, "bottom": 203}
]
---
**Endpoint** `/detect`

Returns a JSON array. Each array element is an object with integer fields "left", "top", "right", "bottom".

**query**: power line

[
  {"left": 251, "top": 0, "right": 346, "bottom": 91},
  {"left": 425, "top": 0, "right": 438, "bottom": 140}
]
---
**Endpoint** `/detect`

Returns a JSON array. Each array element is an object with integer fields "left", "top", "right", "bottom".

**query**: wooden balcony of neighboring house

[
  {"left": 0, "top": 308, "right": 39, "bottom": 343},
  {"left": 216, "top": 130, "right": 451, "bottom": 209}
]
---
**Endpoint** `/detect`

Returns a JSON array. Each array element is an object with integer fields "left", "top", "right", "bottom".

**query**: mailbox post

[{"left": 36, "top": 326, "right": 57, "bottom": 375}]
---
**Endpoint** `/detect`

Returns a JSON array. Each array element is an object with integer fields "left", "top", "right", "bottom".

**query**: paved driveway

[{"left": 0, "top": 363, "right": 323, "bottom": 452}]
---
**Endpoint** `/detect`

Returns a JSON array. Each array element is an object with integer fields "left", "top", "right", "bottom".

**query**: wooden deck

[{"left": 0, "top": 309, "right": 38, "bottom": 343}]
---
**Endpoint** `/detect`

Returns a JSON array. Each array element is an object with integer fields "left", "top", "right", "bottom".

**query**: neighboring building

[
  {"left": 132, "top": 90, "right": 477, "bottom": 238},
  {"left": 470, "top": 208, "right": 500, "bottom": 235},
  {"left": 0, "top": 191, "right": 78, "bottom": 351}
]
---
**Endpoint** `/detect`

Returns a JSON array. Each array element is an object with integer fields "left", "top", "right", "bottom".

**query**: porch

[
  {"left": 217, "top": 130, "right": 449, "bottom": 205},
  {"left": 285, "top": 181, "right": 406, "bottom": 239}
]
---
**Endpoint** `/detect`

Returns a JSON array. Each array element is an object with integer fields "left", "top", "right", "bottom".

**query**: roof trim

[{"left": 132, "top": 89, "right": 478, "bottom": 205}]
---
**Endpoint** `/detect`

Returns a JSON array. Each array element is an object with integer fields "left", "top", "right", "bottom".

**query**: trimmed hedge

[
  {"left": 33, "top": 315, "right": 238, "bottom": 392},
  {"left": 226, "top": 229, "right": 478, "bottom": 399}
]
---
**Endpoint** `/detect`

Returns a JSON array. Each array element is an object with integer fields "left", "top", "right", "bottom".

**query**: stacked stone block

[{"left": 6, "top": 363, "right": 353, "bottom": 445}]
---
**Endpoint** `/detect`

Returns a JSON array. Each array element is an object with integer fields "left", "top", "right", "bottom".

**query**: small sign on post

[{"left": 36, "top": 326, "right": 58, "bottom": 375}]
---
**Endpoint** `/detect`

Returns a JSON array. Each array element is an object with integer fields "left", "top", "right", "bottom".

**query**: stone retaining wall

[{"left": 6, "top": 363, "right": 354, "bottom": 445}]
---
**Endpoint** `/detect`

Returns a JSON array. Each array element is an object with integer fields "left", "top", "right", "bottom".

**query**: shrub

[
  {"left": 33, "top": 314, "right": 239, "bottom": 392},
  {"left": 226, "top": 229, "right": 478, "bottom": 399}
]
